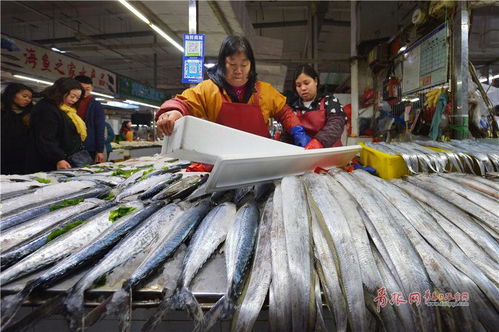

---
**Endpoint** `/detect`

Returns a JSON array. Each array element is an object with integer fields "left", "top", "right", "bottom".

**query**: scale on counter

[{"left": 161, "top": 116, "right": 361, "bottom": 193}]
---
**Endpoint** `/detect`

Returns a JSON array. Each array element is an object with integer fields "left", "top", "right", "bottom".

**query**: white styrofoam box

[
  {"left": 204, "top": 145, "right": 361, "bottom": 192},
  {"left": 161, "top": 116, "right": 302, "bottom": 163}
]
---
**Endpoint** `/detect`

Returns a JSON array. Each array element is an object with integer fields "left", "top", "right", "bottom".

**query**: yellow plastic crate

[
  {"left": 359, "top": 143, "right": 452, "bottom": 179},
  {"left": 359, "top": 142, "right": 407, "bottom": 179}
]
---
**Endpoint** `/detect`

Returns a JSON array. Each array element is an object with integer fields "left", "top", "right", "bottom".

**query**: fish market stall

[
  {"left": 359, "top": 139, "right": 499, "bottom": 179},
  {"left": 111, "top": 142, "right": 163, "bottom": 159},
  {"left": 1, "top": 136, "right": 498, "bottom": 332}
]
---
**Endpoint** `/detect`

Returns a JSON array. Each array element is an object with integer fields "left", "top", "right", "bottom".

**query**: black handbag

[{"left": 67, "top": 149, "right": 94, "bottom": 168}]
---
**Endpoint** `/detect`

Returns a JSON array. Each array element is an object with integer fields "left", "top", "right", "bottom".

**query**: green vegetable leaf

[
  {"left": 102, "top": 193, "right": 115, "bottom": 201},
  {"left": 35, "top": 177, "right": 51, "bottom": 184},
  {"left": 49, "top": 198, "right": 84, "bottom": 211},
  {"left": 109, "top": 206, "right": 137, "bottom": 222},
  {"left": 47, "top": 220, "right": 86, "bottom": 242},
  {"left": 93, "top": 274, "right": 108, "bottom": 288},
  {"left": 139, "top": 168, "right": 155, "bottom": 181},
  {"left": 111, "top": 168, "right": 140, "bottom": 178}
]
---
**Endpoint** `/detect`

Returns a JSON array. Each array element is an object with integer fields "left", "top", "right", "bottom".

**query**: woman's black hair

[
  {"left": 1, "top": 83, "right": 34, "bottom": 111},
  {"left": 208, "top": 35, "right": 257, "bottom": 103},
  {"left": 40, "top": 77, "right": 85, "bottom": 108},
  {"left": 121, "top": 120, "right": 131, "bottom": 129},
  {"left": 293, "top": 64, "right": 320, "bottom": 96}
]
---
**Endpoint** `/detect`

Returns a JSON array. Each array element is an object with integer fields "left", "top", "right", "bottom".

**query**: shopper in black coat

[
  {"left": 1, "top": 83, "right": 34, "bottom": 174},
  {"left": 26, "top": 78, "right": 86, "bottom": 172}
]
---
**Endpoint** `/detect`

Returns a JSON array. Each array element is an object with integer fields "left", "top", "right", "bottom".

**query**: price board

[{"left": 402, "top": 24, "right": 448, "bottom": 95}]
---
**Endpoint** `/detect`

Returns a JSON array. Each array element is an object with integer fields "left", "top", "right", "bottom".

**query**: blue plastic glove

[{"left": 291, "top": 125, "right": 312, "bottom": 147}]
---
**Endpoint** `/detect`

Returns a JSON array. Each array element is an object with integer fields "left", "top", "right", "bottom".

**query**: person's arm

[
  {"left": 265, "top": 84, "right": 311, "bottom": 147},
  {"left": 32, "top": 106, "right": 69, "bottom": 168},
  {"left": 314, "top": 96, "right": 347, "bottom": 147},
  {"left": 155, "top": 98, "right": 191, "bottom": 120},
  {"left": 156, "top": 81, "right": 217, "bottom": 135},
  {"left": 273, "top": 104, "right": 300, "bottom": 132}
]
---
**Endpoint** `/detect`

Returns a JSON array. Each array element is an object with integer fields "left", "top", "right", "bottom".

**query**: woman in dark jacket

[
  {"left": 288, "top": 64, "right": 347, "bottom": 148},
  {"left": 26, "top": 78, "right": 87, "bottom": 172},
  {"left": 1, "top": 83, "right": 34, "bottom": 174}
]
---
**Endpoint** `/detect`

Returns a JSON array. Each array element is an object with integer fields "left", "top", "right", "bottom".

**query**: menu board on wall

[
  {"left": 402, "top": 24, "right": 448, "bottom": 95},
  {"left": 1, "top": 34, "right": 116, "bottom": 95}
]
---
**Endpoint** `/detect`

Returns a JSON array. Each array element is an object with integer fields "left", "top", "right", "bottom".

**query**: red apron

[
  {"left": 215, "top": 85, "right": 270, "bottom": 138},
  {"left": 295, "top": 98, "right": 326, "bottom": 137},
  {"left": 295, "top": 97, "right": 342, "bottom": 147}
]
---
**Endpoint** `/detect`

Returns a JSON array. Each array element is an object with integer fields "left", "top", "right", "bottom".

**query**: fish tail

[
  {"left": 193, "top": 295, "right": 226, "bottom": 332},
  {"left": 64, "top": 292, "right": 86, "bottom": 331},
  {"left": 83, "top": 294, "right": 114, "bottom": 327},
  {"left": 2, "top": 294, "right": 65, "bottom": 332},
  {"left": 118, "top": 293, "right": 132, "bottom": 332},
  {"left": 0, "top": 283, "right": 35, "bottom": 328},
  {"left": 179, "top": 288, "right": 204, "bottom": 323},
  {"left": 96, "top": 288, "right": 133, "bottom": 332},
  {"left": 141, "top": 295, "right": 175, "bottom": 332},
  {"left": 222, "top": 296, "right": 237, "bottom": 319}
]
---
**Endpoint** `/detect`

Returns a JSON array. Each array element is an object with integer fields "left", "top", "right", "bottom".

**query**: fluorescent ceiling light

[
  {"left": 93, "top": 91, "right": 114, "bottom": 98},
  {"left": 410, "top": 98, "right": 420, "bottom": 102},
  {"left": 103, "top": 101, "right": 139, "bottom": 109},
  {"left": 119, "top": 0, "right": 184, "bottom": 53},
  {"left": 13, "top": 74, "right": 52, "bottom": 85},
  {"left": 118, "top": 0, "right": 150, "bottom": 24},
  {"left": 479, "top": 74, "right": 499, "bottom": 83},
  {"left": 204, "top": 63, "right": 216, "bottom": 68},
  {"left": 124, "top": 99, "right": 160, "bottom": 109},
  {"left": 150, "top": 24, "right": 184, "bottom": 52},
  {"left": 51, "top": 47, "right": 67, "bottom": 54},
  {"left": 13, "top": 75, "right": 118, "bottom": 99}
]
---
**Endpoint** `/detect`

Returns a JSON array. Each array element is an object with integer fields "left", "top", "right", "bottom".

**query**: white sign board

[{"left": 1, "top": 34, "right": 116, "bottom": 95}]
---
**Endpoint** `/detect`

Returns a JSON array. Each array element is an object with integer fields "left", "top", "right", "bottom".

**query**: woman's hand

[
  {"left": 95, "top": 152, "right": 105, "bottom": 163},
  {"left": 156, "top": 110, "right": 183, "bottom": 136},
  {"left": 56, "top": 160, "right": 71, "bottom": 170}
]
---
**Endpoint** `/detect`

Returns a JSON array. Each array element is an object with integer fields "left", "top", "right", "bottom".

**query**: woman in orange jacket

[{"left": 156, "top": 35, "right": 311, "bottom": 148}]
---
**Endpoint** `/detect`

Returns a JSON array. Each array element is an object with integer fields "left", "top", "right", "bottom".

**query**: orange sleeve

[
  {"left": 274, "top": 104, "right": 300, "bottom": 132},
  {"left": 156, "top": 80, "right": 223, "bottom": 122},
  {"left": 255, "top": 81, "right": 300, "bottom": 131},
  {"left": 155, "top": 98, "right": 191, "bottom": 120}
]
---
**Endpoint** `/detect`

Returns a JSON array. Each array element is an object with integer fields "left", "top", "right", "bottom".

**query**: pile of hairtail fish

[
  {"left": 0, "top": 154, "right": 497, "bottom": 332},
  {"left": 364, "top": 140, "right": 499, "bottom": 176}
]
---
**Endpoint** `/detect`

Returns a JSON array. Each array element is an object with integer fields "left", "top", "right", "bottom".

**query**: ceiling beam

[
  {"left": 253, "top": 18, "right": 349, "bottom": 29},
  {"left": 207, "top": 1, "right": 234, "bottom": 35},
  {"left": 257, "top": 57, "right": 350, "bottom": 64},
  {"left": 34, "top": 31, "right": 155, "bottom": 44},
  {"left": 12, "top": 1, "right": 152, "bottom": 69}
]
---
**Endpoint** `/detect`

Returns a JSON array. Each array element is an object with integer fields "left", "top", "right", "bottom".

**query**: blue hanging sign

[{"left": 182, "top": 34, "right": 205, "bottom": 84}]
